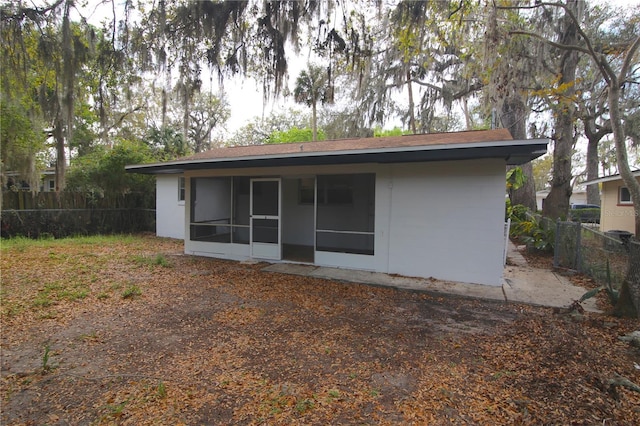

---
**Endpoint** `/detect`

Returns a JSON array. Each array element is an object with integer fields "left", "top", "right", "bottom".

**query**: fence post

[
  {"left": 553, "top": 219, "right": 561, "bottom": 268},
  {"left": 575, "top": 222, "right": 582, "bottom": 272}
]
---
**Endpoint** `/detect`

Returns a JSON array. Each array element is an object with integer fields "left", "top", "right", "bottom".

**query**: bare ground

[{"left": 1, "top": 235, "right": 639, "bottom": 425}]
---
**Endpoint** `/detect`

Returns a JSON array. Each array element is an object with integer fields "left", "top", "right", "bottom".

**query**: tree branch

[
  {"left": 500, "top": 2, "right": 616, "bottom": 84},
  {"left": 0, "top": 0, "right": 64, "bottom": 22},
  {"left": 618, "top": 36, "right": 640, "bottom": 89},
  {"left": 107, "top": 106, "right": 146, "bottom": 132},
  {"left": 509, "top": 30, "right": 591, "bottom": 55}
]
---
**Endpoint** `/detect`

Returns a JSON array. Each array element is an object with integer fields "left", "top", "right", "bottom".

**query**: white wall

[
  {"left": 387, "top": 160, "right": 506, "bottom": 286},
  {"left": 181, "top": 160, "right": 506, "bottom": 286},
  {"left": 536, "top": 190, "right": 587, "bottom": 210},
  {"left": 156, "top": 175, "right": 185, "bottom": 239}
]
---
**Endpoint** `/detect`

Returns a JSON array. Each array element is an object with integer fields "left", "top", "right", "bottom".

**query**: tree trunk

[
  {"left": 53, "top": 116, "right": 66, "bottom": 193},
  {"left": 542, "top": 1, "right": 580, "bottom": 220},
  {"left": 501, "top": 96, "right": 536, "bottom": 210},
  {"left": 584, "top": 116, "right": 605, "bottom": 206},
  {"left": 609, "top": 80, "right": 640, "bottom": 237},
  {"left": 311, "top": 101, "right": 317, "bottom": 142},
  {"left": 407, "top": 69, "right": 417, "bottom": 134},
  {"left": 462, "top": 97, "right": 472, "bottom": 130}
]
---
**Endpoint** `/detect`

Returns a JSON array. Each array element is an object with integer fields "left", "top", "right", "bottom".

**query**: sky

[{"left": 55, "top": 0, "right": 640, "bottom": 139}]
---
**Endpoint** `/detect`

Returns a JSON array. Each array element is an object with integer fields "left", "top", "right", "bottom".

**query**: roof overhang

[
  {"left": 126, "top": 137, "right": 548, "bottom": 175},
  {"left": 583, "top": 170, "right": 640, "bottom": 185}
]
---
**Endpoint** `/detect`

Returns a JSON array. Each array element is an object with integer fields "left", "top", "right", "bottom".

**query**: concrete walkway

[{"left": 262, "top": 242, "right": 600, "bottom": 313}]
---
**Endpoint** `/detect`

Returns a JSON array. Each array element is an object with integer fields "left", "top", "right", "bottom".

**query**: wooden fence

[{"left": 1, "top": 191, "right": 155, "bottom": 238}]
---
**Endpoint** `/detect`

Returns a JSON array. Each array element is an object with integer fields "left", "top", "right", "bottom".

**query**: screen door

[{"left": 250, "top": 178, "right": 281, "bottom": 260}]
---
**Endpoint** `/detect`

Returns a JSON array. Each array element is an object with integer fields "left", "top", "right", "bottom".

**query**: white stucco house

[
  {"left": 127, "top": 129, "right": 547, "bottom": 286},
  {"left": 536, "top": 188, "right": 587, "bottom": 211}
]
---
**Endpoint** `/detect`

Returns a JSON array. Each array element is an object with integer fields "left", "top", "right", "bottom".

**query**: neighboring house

[
  {"left": 584, "top": 170, "right": 640, "bottom": 235},
  {"left": 127, "top": 129, "right": 547, "bottom": 286},
  {"left": 536, "top": 189, "right": 587, "bottom": 211},
  {"left": 4, "top": 168, "right": 56, "bottom": 192}
]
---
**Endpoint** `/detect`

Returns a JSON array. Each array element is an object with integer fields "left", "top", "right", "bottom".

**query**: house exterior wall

[
  {"left": 156, "top": 175, "right": 185, "bottom": 239},
  {"left": 181, "top": 159, "right": 506, "bottom": 286},
  {"left": 536, "top": 190, "right": 587, "bottom": 211},
  {"left": 600, "top": 177, "right": 640, "bottom": 234},
  {"left": 387, "top": 160, "right": 505, "bottom": 286}
]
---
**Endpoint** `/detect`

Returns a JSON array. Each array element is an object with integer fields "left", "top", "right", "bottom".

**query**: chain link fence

[{"left": 554, "top": 220, "right": 638, "bottom": 290}]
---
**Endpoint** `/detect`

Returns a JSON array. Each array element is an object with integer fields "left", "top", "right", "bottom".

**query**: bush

[
  {"left": 66, "top": 139, "right": 156, "bottom": 196},
  {"left": 568, "top": 208, "right": 600, "bottom": 224},
  {"left": 506, "top": 202, "right": 529, "bottom": 222},
  {"left": 509, "top": 208, "right": 555, "bottom": 253}
]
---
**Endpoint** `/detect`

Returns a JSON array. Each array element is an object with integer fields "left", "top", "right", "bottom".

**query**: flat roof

[
  {"left": 583, "top": 170, "right": 640, "bottom": 185},
  {"left": 126, "top": 129, "right": 549, "bottom": 174}
]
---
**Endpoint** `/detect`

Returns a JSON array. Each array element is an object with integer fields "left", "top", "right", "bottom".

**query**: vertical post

[
  {"left": 503, "top": 217, "right": 511, "bottom": 266},
  {"left": 575, "top": 221, "right": 582, "bottom": 272},
  {"left": 553, "top": 218, "right": 561, "bottom": 268}
]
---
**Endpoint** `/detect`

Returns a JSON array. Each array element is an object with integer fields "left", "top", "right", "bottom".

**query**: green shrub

[
  {"left": 510, "top": 210, "right": 555, "bottom": 252},
  {"left": 506, "top": 202, "right": 529, "bottom": 222},
  {"left": 568, "top": 208, "right": 600, "bottom": 223}
]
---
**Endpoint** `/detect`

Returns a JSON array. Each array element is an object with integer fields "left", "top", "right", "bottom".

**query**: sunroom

[{"left": 189, "top": 173, "right": 375, "bottom": 264}]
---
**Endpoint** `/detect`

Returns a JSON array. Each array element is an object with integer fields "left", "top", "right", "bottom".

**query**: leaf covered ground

[{"left": 1, "top": 235, "right": 639, "bottom": 425}]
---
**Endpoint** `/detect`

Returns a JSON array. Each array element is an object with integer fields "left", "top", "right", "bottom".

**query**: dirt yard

[{"left": 1, "top": 235, "right": 639, "bottom": 425}]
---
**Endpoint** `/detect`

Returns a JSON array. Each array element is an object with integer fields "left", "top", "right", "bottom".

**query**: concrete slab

[
  {"left": 261, "top": 263, "right": 506, "bottom": 302},
  {"left": 263, "top": 263, "right": 318, "bottom": 275},
  {"left": 258, "top": 242, "right": 601, "bottom": 313},
  {"left": 503, "top": 266, "right": 593, "bottom": 309}
]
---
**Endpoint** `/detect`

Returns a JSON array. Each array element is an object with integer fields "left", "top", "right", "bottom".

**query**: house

[
  {"left": 3, "top": 168, "right": 56, "bottom": 192},
  {"left": 536, "top": 188, "right": 587, "bottom": 211},
  {"left": 584, "top": 170, "right": 640, "bottom": 235},
  {"left": 126, "top": 129, "right": 548, "bottom": 286}
]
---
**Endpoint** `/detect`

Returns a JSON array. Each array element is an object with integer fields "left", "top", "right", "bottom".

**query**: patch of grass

[
  {"left": 492, "top": 370, "right": 517, "bottom": 380},
  {"left": 32, "top": 281, "right": 90, "bottom": 306},
  {"left": 80, "top": 332, "right": 99, "bottom": 342},
  {"left": 33, "top": 294, "right": 54, "bottom": 308},
  {"left": 96, "top": 292, "right": 110, "bottom": 300},
  {"left": 106, "top": 401, "right": 128, "bottom": 418},
  {"left": 131, "top": 253, "right": 172, "bottom": 268},
  {"left": 295, "top": 398, "right": 315, "bottom": 414},
  {"left": 60, "top": 287, "right": 90, "bottom": 301},
  {"left": 157, "top": 381, "right": 167, "bottom": 399},
  {"left": 122, "top": 285, "right": 142, "bottom": 299},
  {"left": 41, "top": 344, "right": 55, "bottom": 373}
]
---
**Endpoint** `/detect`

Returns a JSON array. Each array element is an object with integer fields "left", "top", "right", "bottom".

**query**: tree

[
  {"left": 185, "top": 93, "right": 230, "bottom": 153},
  {"left": 532, "top": 154, "right": 554, "bottom": 193},
  {"left": 510, "top": 1, "right": 640, "bottom": 317},
  {"left": 293, "top": 64, "right": 331, "bottom": 142},
  {"left": 541, "top": 0, "right": 583, "bottom": 220},
  {"left": 228, "top": 109, "right": 310, "bottom": 146},
  {"left": 1, "top": 0, "right": 94, "bottom": 192},
  {"left": 267, "top": 127, "right": 326, "bottom": 144},
  {"left": 146, "top": 127, "right": 189, "bottom": 161},
  {"left": 66, "top": 139, "right": 156, "bottom": 196},
  {"left": 484, "top": 2, "right": 543, "bottom": 211},
  {"left": 0, "top": 103, "right": 47, "bottom": 192},
  {"left": 511, "top": 2, "right": 640, "bottom": 235}
]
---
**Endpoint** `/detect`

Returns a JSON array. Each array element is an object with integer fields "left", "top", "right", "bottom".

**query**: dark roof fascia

[
  {"left": 583, "top": 170, "right": 640, "bottom": 185},
  {"left": 126, "top": 140, "right": 548, "bottom": 175}
]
